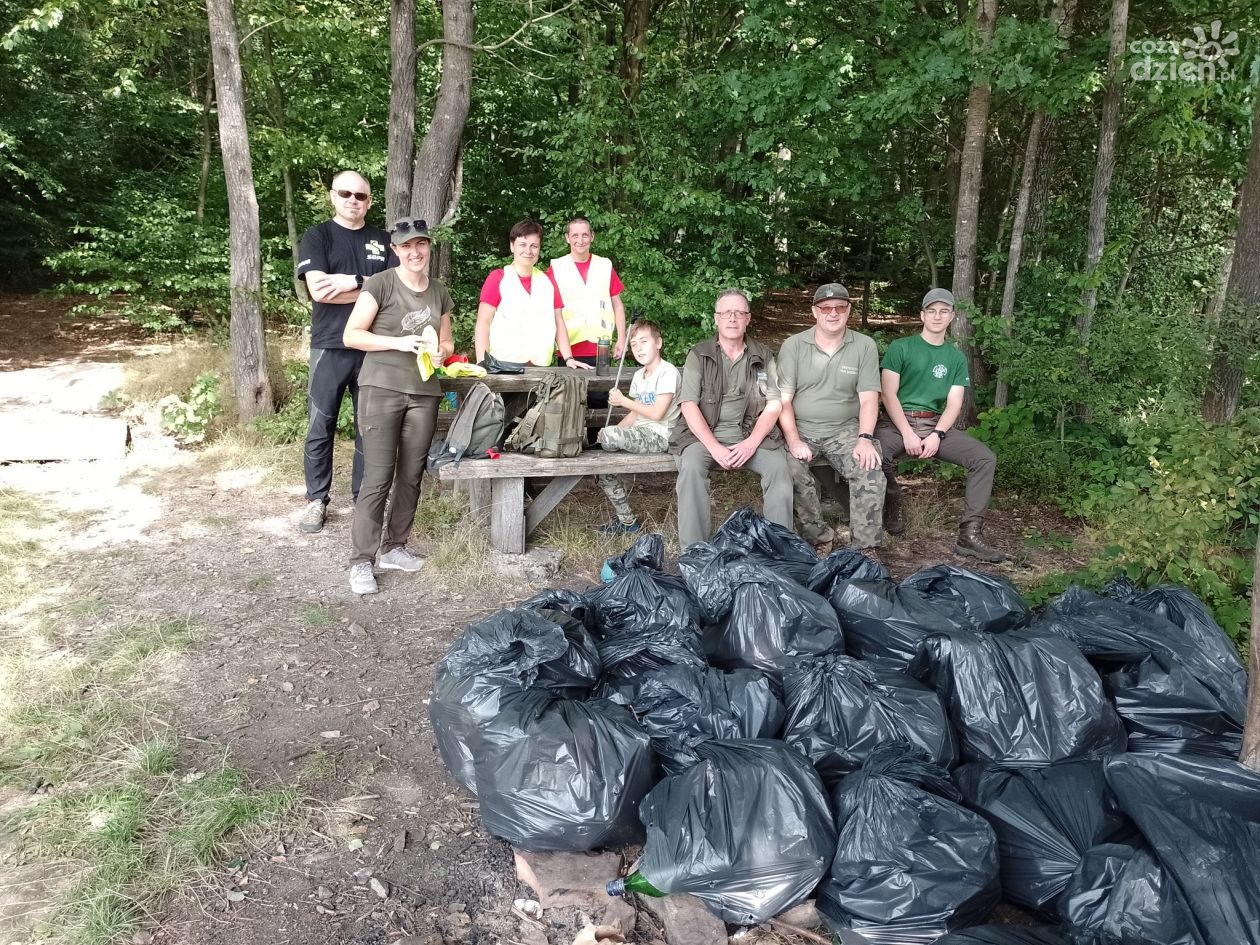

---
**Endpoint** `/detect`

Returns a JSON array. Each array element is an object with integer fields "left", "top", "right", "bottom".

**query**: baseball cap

[
  {"left": 813, "top": 283, "right": 850, "bottom": 303},
  {"left": 389, "top": 218, "right": 430, "bottom": 244},
  {"left": 922, "top": 288, "right": 955, "bottom": 308}
]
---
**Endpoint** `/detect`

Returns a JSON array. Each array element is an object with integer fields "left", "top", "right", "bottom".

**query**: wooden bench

[{"left": 436, "top": 450, "right": 677, "bottom": 554}]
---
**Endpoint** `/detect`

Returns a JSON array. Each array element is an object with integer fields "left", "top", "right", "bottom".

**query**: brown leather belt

[{"left": 906, "top": 410, "right": 940, "bottom": 418}]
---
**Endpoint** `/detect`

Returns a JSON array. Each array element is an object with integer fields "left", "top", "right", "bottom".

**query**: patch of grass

[
  {"left": 411, "top": 487, "right": 470, "bottom": 539},
  {"left": 65, "top": 597, "right": 108, "bottom": 618},
  {"left": 1023, "top": 528, "right": 1076, "bottom": 551},
  {"left": 131, "top": 735, "right": 178, "bottom": 776},
  {"left": 198, "top": 427, "right": 304, "bottom": 486},
  {"left": 302, "top": 605, "right": 332, "bottom": 627},
  {"left": 0, "top": 488, "right": 53, "bottom": 613},
  {"left": 123, "top": 341, "right": 227, "bottom": 408}
]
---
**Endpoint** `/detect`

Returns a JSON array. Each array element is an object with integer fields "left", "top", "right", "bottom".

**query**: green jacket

[{"left": 669, "top": 336, "right": 781, "bottom": 453}]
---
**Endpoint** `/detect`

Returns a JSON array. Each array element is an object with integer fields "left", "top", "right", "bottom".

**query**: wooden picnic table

[{"left": 439, "top": 365, "right": 625, "bottom": 395}]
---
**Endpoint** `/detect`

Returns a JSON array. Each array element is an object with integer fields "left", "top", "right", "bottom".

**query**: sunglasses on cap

[
  {"left": 391, "top": 218, "right": 429, "bottom": 235},
  {"left": 334, "top": 188, "right": 370, "bottom": 201}
]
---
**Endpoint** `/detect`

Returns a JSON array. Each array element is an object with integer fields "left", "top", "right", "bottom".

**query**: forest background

[{"left": 1, "top": 0, "right": 1258, "bottom": 648}]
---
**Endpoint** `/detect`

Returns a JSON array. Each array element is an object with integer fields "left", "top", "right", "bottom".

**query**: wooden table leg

[
  {"left": 490, "top": 477, "right": 526, "bottom": 553},
  {"left": 466, "top": 480, "right": 492, "bottom": 523},
  {"left": 524, "top": 475, "right": 582, "bottom": 537}
]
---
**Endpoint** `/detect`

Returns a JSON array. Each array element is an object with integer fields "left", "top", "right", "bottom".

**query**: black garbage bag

[
  {"left": 819, "top": 744, "right": 1000, "bottom": 944},
  {"left": 707, "top": 506, "right": 819, "bottom": 585},
  {"left": 910, "top": 629, "right": 1127, "bottom": 766},
  {"left": 825, "top": 574, "right": 977, "bottom": 668},
  {"left": 935, "top": 928, "right": 1098, "bottom": 945},
  {"left": 806, "top": 547, "right": 891, "bottom": 595},
  {"left": 636, "top": 738, "right": 836, "bottom": 924},
  {"left": 474, "top": 696, "right": 656, "bottom": 851},
  {"left": 1103, "top": 752, "right": 1260, "bottom": 945},
  {"left": 521, "top": 587, "right": 590, "bottom": 622},
  {"left": 1035, "top": 585, "right": 1245, "bottom": 756},
  {"left": 678, "top": 543, "right": 844, "bottom": 675},
  {"left": 1057, "top": 843, "right": 1198, "bottom": 945},
  {"left": 430, "top": 607, "right": 602, "bottom": 793},
  {"left": 899, "top": 565, "right": 1031, "bottom": 634},
  {"left": 782, "top": 655, "right": 956, "bottom": 783},
  {"left": 599, "top": 532, "right": 666, "bottom": 582},
  {"left": 953, "top": 760, "right": 1136, "bottom": 912},
  {"left": 623, "top": 664, "right": 784, "bottom": 774}
]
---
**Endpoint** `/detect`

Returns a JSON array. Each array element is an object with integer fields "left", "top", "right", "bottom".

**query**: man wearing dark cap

[
  {"left": 875, "top": 288, "right": 1005, "bottom": 562},
  {"left": 777, "top": 284, "right": 885, "bottom": 557}
]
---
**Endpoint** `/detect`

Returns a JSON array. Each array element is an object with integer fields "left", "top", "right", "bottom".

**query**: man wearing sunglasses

[
  {"left": 670, "top": 289, "right": 793, "bottom": 548},
  {"left": 777, "top": 283, "right": 885, "bottom": 558},
  {"left": 295, "top": 170, "right": 397, "bottom": 534}
]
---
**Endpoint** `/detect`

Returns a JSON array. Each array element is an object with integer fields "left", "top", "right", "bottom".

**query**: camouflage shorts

[
  {"left": 788, "top": 431, "right": 886, "bottom": 547},
  {"left": 596, "top": 424, "right": 668, "bottom": 524}
]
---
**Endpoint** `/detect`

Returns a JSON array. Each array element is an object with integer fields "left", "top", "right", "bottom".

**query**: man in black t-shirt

[{"left": 295, "top": 170, "right": 396, "bottom": 533}]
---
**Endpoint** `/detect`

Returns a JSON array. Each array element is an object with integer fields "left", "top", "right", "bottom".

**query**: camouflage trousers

[
  {"left": 787, "top": 431, "right": 886, "bottom": 547},
  {"left": 596, "top": 424, "right": 669, "bottom": 525}
]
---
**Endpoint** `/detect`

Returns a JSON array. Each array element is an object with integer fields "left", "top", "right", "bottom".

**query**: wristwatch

[
  {"left": 354, "top": 274, "right": 364, "bottom": 289},
  {"left": 932, "top": 429, "right": 949, "bottom": 440},
  {"left": 858, "top": 433, "right": 876, "bottom": 442}
]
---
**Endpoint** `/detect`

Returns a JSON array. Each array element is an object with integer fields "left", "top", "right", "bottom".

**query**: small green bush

[
  {"left": 158, "top": 373, "right": 222, "bottom": 445},
  {"left": 251, "top": 359, "right": 353, "bottom": 444}
]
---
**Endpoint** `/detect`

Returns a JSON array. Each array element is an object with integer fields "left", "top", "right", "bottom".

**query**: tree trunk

[
  {"left": 919, "top": 217, "right": 939, "bottom": 287},
  {"left": 949, "top": 0, "right": 997, "bottom": 425},
  {"left": 1204, "top": 93, "right": 1260, "bottom": 424},
  {"left": 207, "top": 0, "right": 272, "bottom": 420},
  {"left": 995, "top": 110, "right": 1044, "bottom": 408},
  {"left": 983, "top": 155, "right": 1021, "bottom": 318},
  {"left": 197, "top": 59, "right": 215, "bottom": 225},
  {"left": 409, "top": 0, "right": 472, "bottom": 225},
  {"left": 1025, "top": 117, "right": 1058, "bottom": 263},
  {"left": 619, "top": 0, "right": 652, "bottom": 105},
  {"left": 1076, "top": 0, "right": 1129, "bottom": 357},
  {"left": 386, "top": 0, "right": 416, "bottom": 222},
  {"left": 1242, "top": 529, "right": 1260, "bottom": 771}
]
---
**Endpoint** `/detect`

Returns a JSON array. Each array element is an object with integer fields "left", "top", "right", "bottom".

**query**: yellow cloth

[
  {"left": 439, "top": 362, "right": 488, "bottom": 378},
  {"left": 416, "top": 326, "right": 439, "bottom": 381}
]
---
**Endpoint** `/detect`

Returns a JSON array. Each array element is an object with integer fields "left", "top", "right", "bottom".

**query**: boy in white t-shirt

[{"left": 595, "top": 319, "right": 680, "bottom": 533}]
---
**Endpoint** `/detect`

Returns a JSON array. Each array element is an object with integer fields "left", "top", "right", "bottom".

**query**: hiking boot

[
  {"left": 956, "top": 522, "right": 1008, "bottom": 563},
  {"left": 349, "top": 562, "right": 378, "bottom": 595},
  {"left": 597, "top": 519, "right": 642, "bottom": 535},
  {"left": 300, "top": 500, "right": 327, "bottom": 533},
  {"left": 378, "top": 546, "right": 425, "bottom": 572},
  {"left": 883, "top": 493, "right": 905, "bottom": 536}
]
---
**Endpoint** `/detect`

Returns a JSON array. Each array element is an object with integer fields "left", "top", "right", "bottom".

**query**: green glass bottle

[{"left": 605, "top": 870, "right": 665, "bottom": 898}]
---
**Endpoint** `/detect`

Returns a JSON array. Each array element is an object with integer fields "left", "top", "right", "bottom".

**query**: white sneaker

[
  {"left": 299, "top": 500, "right": 327, "bottom": 533},
  {"left": 378, "top": 546, "right": 425, "bottom": 572},
  {"left": 349, "top": 562, "right": 378, "bottom": 595}
]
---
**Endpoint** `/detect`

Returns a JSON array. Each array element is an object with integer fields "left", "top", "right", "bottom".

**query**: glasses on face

[
  {"left": 716, "top": 310, "right": 750, "bottom": 321},
  {"left": 391, "top": 218, "right": 428, "bottom": 236},
  {"left": 924, "top": 306, "right": 954, "bottom": 316},
  {"left": 815, "top": 302, "right": 851, "bottom": 314},
  {"left": 334, "top": 189, "right": 370, "bottom": 202}
]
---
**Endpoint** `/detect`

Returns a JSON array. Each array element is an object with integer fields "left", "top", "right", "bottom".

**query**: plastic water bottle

[
  {"left": 596, "top": 334, "right": 612, "bottom": 375},
  {"left": 606, "top": 871, "right": 665, "bottom": 898}
]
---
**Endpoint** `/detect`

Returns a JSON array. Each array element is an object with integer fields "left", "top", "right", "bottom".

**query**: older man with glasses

[
  {"left": 669, "top": 288, "right": 793, "bottom": 548},
  {"left": 777, "top": 283, "right": 885, "bottom": 559},
  {"left": 295, "top": 170, "right": 396, "bottom": 534}
]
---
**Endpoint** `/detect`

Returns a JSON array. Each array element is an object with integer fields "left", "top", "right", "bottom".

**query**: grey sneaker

[
  {"left": 349, "top": 562, "right": 378, "bottom": 595},
  {"left": 299, "top": 500, "right": 327, "bottom": 534},
  {"left": 378, "top": 546, "right": 425, "bottom": 572}
]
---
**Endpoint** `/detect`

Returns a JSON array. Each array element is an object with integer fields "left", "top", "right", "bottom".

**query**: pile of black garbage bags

[{"left": 430, "top": 508, "right": 1259, "bottom": 944}]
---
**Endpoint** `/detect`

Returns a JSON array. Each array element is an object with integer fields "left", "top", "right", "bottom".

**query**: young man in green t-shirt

[{"left": 874, "top": 288, "right": 1006, "bottom": 562}]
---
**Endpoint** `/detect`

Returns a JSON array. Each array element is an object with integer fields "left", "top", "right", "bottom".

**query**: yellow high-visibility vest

[
  {"left": 489, "top": 267, "right": 557, "bottom": 366},
  {"left": 550, "top": 254, "right": 613, "bottom": 347}
]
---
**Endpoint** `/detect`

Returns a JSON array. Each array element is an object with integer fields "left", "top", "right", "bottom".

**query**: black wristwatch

[
  {"left": 354, "top": 274, "right": 364, "bottom": 289},
  {"left": 932, "top": 429, "right": 949, "bottom": 440},
  {"left": 858, "top": 433, "right": 876, "bottom": 442}
]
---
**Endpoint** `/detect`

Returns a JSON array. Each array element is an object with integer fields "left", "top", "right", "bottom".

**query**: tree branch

[{"left": 415, "top": 0, "right": 577, "bottom": 54}]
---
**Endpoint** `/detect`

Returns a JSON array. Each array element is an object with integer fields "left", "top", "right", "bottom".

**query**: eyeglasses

[
  {"left": 716, "top": 310, "right": 751, "bottom": 321},
  {"left": 391, "top": 218, "right": 428, "bottom": 236},
  {"left": 334, "top": 189, "right": 370, "bottom": 201},
  {"left": 815, "top": 302, "right": 851, "bottom": 314}
]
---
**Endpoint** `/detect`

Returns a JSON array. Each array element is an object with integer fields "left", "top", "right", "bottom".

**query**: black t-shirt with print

[{"left": 297, "top": 219, "right": 395, "bottom": 349}]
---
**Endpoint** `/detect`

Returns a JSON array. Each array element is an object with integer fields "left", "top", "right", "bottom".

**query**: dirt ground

[{"left": 0, "top": 294, "right": 1088, "bottom": 945}]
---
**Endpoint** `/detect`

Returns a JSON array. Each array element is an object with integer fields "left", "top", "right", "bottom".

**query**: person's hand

[
  {"left": 307, "top": 273, "right": 338, "bottom": 301},
  {"left": 787, "top": 439, "right": 813, "bottom": 462},
  {"left": 607, "top": 388, "right": 629, "bottom": 408},
  {"left": 707, "top": 442, "right": 736, "bottom": 469},
  {"left": 565, "top": 357, "right": 594, "bottom": 371},
  {"left": 614, "top": 336, "right": 626, "bottom": 359},
  {"left": 727, "top": 437, "right": 758, "bottom": 469},
  {"left": 395, "top": 334, "right": 423, "bottom": 354},
  {"left": 853, "top": 437, "right": 881, "bottom": 471},
  {"left": 919, "top": 431, "right": 942, "bottom": 459},
  {"left": 902, "top": 430, "right": 924, "bottom": 458}
]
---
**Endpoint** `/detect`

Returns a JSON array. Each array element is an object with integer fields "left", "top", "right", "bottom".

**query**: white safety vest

[
  {"left": 550, "top": 254, "right": 613, "bottom": 347},
  {"left": 489, "top": 266, "right": 557, "bottom": 366}
]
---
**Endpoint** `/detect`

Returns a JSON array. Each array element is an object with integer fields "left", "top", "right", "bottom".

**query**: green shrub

[
  {"left": 251, "top": 359, "right": 353, "bottom": 444},
  {"left": 158, "top": 374, "right": 222, "bottom": 445}
]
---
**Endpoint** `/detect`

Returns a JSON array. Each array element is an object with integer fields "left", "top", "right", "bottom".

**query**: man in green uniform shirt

[
  {"left": 875, "top": 288, "right": 1006, "bottom": 562},
  {"left": 778, "top": 283, "right": 885, "bottom": 557},
  {"left": 670, "top": 289, "right": 793, "bottom": 548}
]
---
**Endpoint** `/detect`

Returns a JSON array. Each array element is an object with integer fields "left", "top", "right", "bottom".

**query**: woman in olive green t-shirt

[{"left": 341, "top": 219, "right": 453, "bottom": 595}]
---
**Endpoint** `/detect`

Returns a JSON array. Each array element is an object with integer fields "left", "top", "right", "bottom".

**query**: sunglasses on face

[
  {"left": 816, "top": 303, "right": 851, "bottom": 314},
  {"left": 391, "top": 218, "right": 428, "bottom": 235},
  {"left": 334, "top": 189, "right": 370, "bottom": 201}
]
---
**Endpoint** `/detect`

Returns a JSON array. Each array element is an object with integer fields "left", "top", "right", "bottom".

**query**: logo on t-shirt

[
  {"left": 366, "top": 239, "right": 386, "bottom": 262},
  {"left": 401, "top": 307, "right": 432, "bottom": 332},
  {"left": 637, "top": 392, "right": 657, "bottom": 405},
  {"left": 932, "top": 363, "right": 948, "bottom": 379}
]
